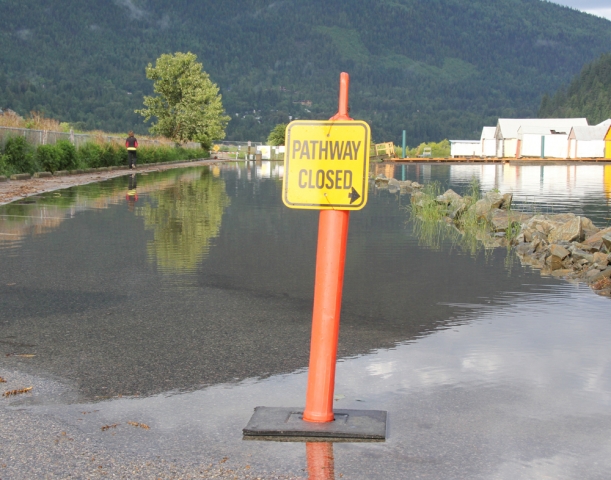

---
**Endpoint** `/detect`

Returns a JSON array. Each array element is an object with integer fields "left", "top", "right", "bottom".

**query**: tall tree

[
  {"left": 136, "top": 52, "right": 230, "bottom": 148},
  {"left": 267, "top": 123, "right": 287, "bottom": 146}
]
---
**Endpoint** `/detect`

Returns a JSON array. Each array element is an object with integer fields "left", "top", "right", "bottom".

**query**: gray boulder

[
  {"left": 545, "top": 255, "right": 564, "bottom": 271},
  {"left": 578, "top": 226, "right": 611, "bottom": 252},
  {"left": 500, "top": 193, "right": 513, "bottom": 210},
  {"left": 593, "top": 252, "right": 609, "bottom": 268},
  {"left": 449, "top": 198, "right": 468, "bottom": 220},
  {"left": 603, "top": 233, "right": 611, "bottom": 252},
  {"left": 410, "top": 191, "right": 425, "bottom": 205},
  {"left": 588, "top": 267, "right": 611, "bottom": 284},
  {"left": 550, "top": 244, "right": 570, "bottom": 260},
  {"left": 571, "top": 248, "right": 593, "bottom": 263},
  {"left": 548, "top": 216, "right": 582, "bottom": 243},
  {"left": 581, "top": 217, "right": 600, "bottom": 238},
  {"left": 436, "top": 189, "right": 462, "bottom": 205}
]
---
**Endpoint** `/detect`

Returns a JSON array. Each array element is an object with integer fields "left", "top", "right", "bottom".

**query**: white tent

[
  {"left": 450, "top": 140, "right": 481, "bottom": 157},
  {"left": 568, "top": 120, "right": 611, "bottom": 159},
  {"left": 518, "top": 126, "right": 569, "bottom": 158},
  {"left": 495, "top": 118, "right": 588, "bottom": 158},
  {"left": 480, "top": 127, "right": 496, "bottom": 157}
]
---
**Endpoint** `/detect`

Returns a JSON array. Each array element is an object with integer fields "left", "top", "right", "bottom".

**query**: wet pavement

[{"left": 1, "top": 163, "right": 610, "bottom": 478}]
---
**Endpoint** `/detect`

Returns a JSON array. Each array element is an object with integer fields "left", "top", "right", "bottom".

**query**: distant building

[
  {"left": 495, "top": 118, "right": 588, "bottom": 158},
  {"left": 450, "top": 140, "right": 481, "bottom": 157},
  {"left": 568, "top": 120, "right": 611, "bottom": 159},
  {"left": 518, "top": 126, "right": 569, "bottom": 158},
  {"left": 481, "top": 127, "right": 496, "bottom": 157}
]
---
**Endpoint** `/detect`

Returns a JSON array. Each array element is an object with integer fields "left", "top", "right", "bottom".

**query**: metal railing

[
  {"left": 216, "top": 140, "right": 263, "bottom": 148},
  {"left": 0, "top": 126, "right": 201, "bottom": 150}
]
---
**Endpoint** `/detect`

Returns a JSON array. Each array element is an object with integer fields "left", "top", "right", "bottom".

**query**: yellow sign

[
  {"left": 282, "top": 120, "right": 370, "bottom": 210},
  {"left": 213, "top": 144, "right": 220, "bottom": 152}
]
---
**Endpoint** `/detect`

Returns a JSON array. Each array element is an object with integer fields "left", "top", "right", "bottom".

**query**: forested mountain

[
  {"left": 539, "top": 53, "right": 611, "bottom": 124},
  {"left": 1, "top": 0, "right": 611, "bottom": 144}
]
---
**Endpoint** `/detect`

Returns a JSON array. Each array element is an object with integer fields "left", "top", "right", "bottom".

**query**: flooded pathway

[{"left": 1, "top": 162, "right": 610, "bottom": 478}]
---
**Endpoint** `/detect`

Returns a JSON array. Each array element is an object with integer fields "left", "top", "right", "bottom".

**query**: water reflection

[
  {"left": 393, "top": 163, "right": 611, "bottom": 225},
  {"left": 126, "top": 173, "right": 138, "bottom": 211},
  {"left": 306, "top": 442, "right": 335, "bottom": 480},
  {"left": 2, "top": 163, "right": 611, "bottom": 477},
  {"left": 137, "top": 169, "right": 230, "bottom": 273}
]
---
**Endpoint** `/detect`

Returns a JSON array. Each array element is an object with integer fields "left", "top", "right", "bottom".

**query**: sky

[{"left": 549, "top": 0, "right": 611, "bottom": 20}]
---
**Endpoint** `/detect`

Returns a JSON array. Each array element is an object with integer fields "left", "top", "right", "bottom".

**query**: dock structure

[{"left": 388, "top": 157, "right": 611, "bottom": 164}]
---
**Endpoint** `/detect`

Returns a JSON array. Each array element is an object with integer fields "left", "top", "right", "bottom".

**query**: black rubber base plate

[{"left": 243, "top": 407, "right": 387, "bottom": 441}]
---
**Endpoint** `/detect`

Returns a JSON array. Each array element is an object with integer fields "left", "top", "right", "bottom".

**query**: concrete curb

[
  {"left": 10, "top": 173, "right": 32, "bottom": 180},
  {"left": 3, "top": 158, "right": 212, "bottom": 183}
]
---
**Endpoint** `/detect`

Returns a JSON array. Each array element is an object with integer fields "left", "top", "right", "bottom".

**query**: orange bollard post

[
  {"left": 243, "top": 72, "right": 387, "bottom": 441},
  {"left": 303, "top": 72, "right": 352, "bottom": 423}
]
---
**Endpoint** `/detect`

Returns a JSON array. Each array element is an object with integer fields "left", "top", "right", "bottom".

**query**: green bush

[
  {"left": 77, "top": 142, "right": 103, "bottom": 168},
  {"left": 3, "top": 136, "right": 37, "bottom": 174},
  {"left": 55, "top": 140, "right": 78, "bottom": 171},
  {"left": 0, "top": 154, "right": 9, "bottom": 176},
  {"left": 99, "top": 144, "right": 115, "bottom": 167},
  {"left": 36, "top": 144, "right": 62, "bottom": 173},
  {"left": 1, "top": 138, "right": 208, "bottom": 174}
]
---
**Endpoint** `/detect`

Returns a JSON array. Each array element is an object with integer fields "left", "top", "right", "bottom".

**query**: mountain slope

[
  {"left": 1, "top": 0, "right": 611, "bottom": 143},
  {"left": 539, "top": 53, "right": 611, "bottom": 124}
]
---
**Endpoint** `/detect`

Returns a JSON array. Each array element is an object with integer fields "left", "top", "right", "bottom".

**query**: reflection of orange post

[
  {"left": 306, "top": 442, "right": 335, "bottom": 480},
  {"left": 303, "top": 73, "right": 352, "bottom": 423}
]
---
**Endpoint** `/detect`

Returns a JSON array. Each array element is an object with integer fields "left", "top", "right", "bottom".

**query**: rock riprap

[{"left": 410, "top": 186, "right": 611, "bottom": 298}]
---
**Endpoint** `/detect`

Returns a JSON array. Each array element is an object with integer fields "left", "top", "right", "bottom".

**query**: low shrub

[
  {"left": 77, "top": 142, "right": 103, "bottom": 168},
  {"left": 56, "top": 140, "right": 78, "bottom": 171},
  {"left": 0, "top": 153, "right": 9, "bottom": 176},
  {"left": 1, "top": 137, "right": 208, "bottom": 174},
  {"left": 36, "top": 144, "right": 62, "bottom": 173},
  {"left": 3, "top": 136, "right": 37, "bottom": 174}
]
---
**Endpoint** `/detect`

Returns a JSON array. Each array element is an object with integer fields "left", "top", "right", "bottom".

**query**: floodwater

[{"left": 1, "top": 162, "right": 610, "bottom": 479}]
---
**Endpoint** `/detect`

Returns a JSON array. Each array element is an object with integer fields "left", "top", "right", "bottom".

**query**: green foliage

[
  {"left": 2, "top": 1, "right": 611, "bottom": 143},
  {"left": 0, "top": 137, "right": 208, "bottom": 175},
  {"left": 267, "top": 124, "right": 287, "bottom": 146},
  {"left": 0, "top": 153, "right": 8, "bottom": 176},
  {"left": 36, "top": 144, "right": 61, "bottom": 173},
  {"left": 3, "top": 137, "right": 36, "bottom": 174},
  {"left": 77, "top": 143, "right": 103, "bottom": 168},
  {"left": 539, "top": 53, "right": 611, "bottom": 124},
  {"left": 55, "top": 140, "right": 78, "bottom": 171},
  {"left": 136, "top": 52, "right": 230, "bottom": 146},
  {"left": 407, "top": 140, "right": 451, "bottom": 158}
]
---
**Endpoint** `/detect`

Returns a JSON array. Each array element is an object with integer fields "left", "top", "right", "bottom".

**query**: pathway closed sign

[{"left": 282, "top": 120, "right": 371, "bottom": 210}]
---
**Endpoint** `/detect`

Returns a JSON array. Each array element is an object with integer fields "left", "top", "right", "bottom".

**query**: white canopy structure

[
  {"left": 568, "top": 120, "right": 611, "bottom": 159},
  {"left": 450, "top": 140, "right": 481, "bottom": 157},
  {"left": 480, "top": 127, "right": 496, "bottom": 157},
  {"left": 495, "top": 118, "right": 588, "bottom": 158}
]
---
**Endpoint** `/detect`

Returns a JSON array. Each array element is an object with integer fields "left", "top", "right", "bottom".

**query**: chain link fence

[{"left": 0, "top": 126, "right": 201, "bottom": 150}]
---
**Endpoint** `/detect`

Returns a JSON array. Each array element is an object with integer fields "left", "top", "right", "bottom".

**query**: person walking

[{"left": 125, "top": 131, "right": 138, "bottom": 169}]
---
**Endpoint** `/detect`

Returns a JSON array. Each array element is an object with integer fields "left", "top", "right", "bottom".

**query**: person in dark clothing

[{"left": 126, "top": 131, "right": 138, "bottom": 169}]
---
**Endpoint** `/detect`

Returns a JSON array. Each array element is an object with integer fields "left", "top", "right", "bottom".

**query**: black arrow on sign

[{"left": 348, "top": 187, "right": 361, "bottom": 204}]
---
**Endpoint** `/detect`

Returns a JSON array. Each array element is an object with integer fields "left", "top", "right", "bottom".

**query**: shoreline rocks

[{"left": 411, "top": 186, "right": 611, "bottom": 298}]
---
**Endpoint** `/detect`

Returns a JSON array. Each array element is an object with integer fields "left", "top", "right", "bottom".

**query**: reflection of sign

[
  {"left": 257, "top": 145, "right": 271, "bottom": 160},
  {"left": 282, "top": 120, "right": 370, "bottom": 210}
]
